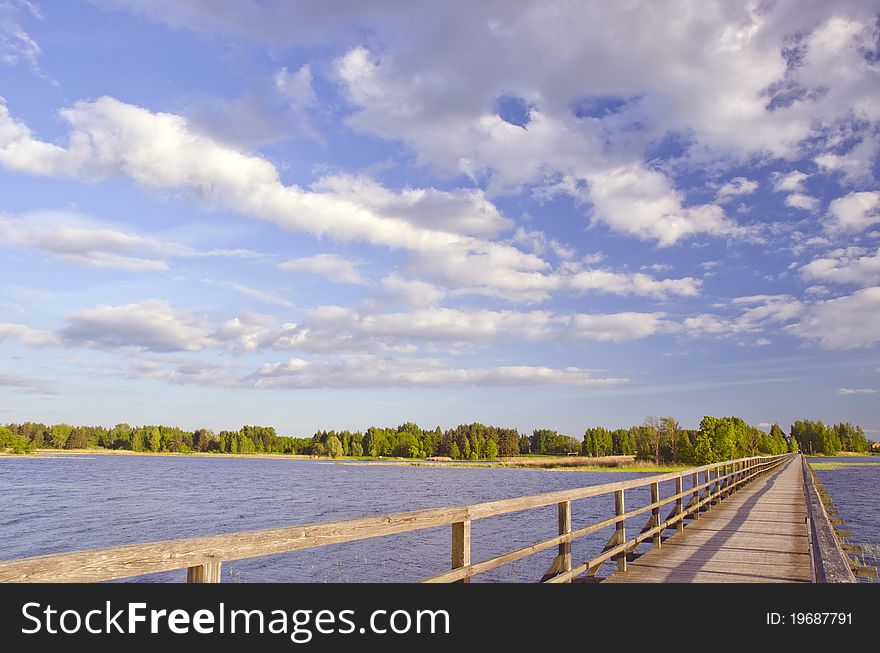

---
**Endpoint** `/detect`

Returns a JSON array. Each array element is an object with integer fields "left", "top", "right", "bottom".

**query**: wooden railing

[
  {"left": 0, "top": 454, "right": 792, "bottom": 584},
  {"left": 801, "top": 457, "right": 857, "bottom": 583}
]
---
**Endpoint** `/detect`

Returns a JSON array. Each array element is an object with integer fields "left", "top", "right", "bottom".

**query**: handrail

[
  {"left": 0, "top": 454, "right": 793, "bottom": 583},
  {"left": 800, "top": 457, "right": 856, "bottom": 583}
]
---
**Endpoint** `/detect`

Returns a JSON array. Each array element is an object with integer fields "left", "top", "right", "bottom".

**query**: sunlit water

[
  {"left": 2, "top": 454, "right": 875, "bottom": 582},
  {"left": 810, "top": 456, "right": 880, "bottom": 581},
  {"left": 0, "top": 454, "right": 665, "bottom": 583}
]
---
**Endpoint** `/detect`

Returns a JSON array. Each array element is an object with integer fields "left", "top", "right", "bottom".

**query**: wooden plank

[{"left": 604, "top": 457, "right": 812, "bottom": 584}]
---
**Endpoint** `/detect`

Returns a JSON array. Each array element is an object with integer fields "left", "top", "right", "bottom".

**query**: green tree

[
  {"left": 326, "top": 435, "right": 343, "bottom": 458},
  {"left": 49, "top": 423, "right": 72, "bottom": 449},
  {"left": 450, "top": 441, "right": 462, "bottom": 460},
  {"left": 0, "top": 426, "right": 11, "bottom": 449},
  {"left": 693, "top": 431, "right": 715, "bottom": 465},
  {"left": 485, "top": 440, "right": 499, "bottom": 459}
]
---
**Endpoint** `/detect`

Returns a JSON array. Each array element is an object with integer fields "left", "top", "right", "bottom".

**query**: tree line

[{"left": 1, "top": 416, "right": 872, "bottom": 462}]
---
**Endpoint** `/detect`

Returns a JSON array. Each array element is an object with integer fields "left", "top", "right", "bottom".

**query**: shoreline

[{"left": 0, "top": 449, "right": 690, "bottom": 473}]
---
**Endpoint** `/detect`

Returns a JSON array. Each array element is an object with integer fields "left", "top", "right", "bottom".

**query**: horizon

[{"left": 2, "top": 1, "right": 879, "bottom": 438}]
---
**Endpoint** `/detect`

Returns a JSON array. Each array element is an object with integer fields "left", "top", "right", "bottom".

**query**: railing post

[
  {"left": 704, "top": 469, "right": 713, "bottom": 510},
  {"left": 186, "top": 562, "right": 221, "bottom": 583},
  {"left": 675, "top": 476, "right": 684, "bottom": 533},
  {"left": 651, "top": 482, "right": 661, "bottom": 548},
  {"left": 558, "top": 500, "right": 572, "bottom": 578},
  {"left": 614, "top": 490, "right": 626, "bottom": 572},
  {"left": 692, "top": 472, "right": 700, "bottom": 520},
  {"left": 452, "top": 519, "right": 471, "bottom": 583}
]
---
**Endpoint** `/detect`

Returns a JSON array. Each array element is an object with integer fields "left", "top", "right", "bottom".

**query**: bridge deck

[{"left": 604, "top": 457, "right": 811, "bottom": 583}]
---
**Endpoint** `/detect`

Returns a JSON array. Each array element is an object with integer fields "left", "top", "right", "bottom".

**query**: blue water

[
  {"left": 810, "top": 457, "right": 880, "bottom": 553},
  {"left": 4, "top": 455, "right": 873, "bottom": 582},
  {"left": 0, "top": 454, "right": 670, "bottom": 583}
]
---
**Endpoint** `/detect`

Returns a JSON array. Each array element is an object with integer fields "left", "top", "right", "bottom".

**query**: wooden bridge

[{"left": 0, "top": 453, "right": 857, "bottom": 583}]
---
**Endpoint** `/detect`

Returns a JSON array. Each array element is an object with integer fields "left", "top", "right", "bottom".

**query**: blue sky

[{"left": 1, "top": 1, "right": 879, "bottom": 437}]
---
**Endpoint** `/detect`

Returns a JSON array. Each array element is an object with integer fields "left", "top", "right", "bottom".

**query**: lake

[
  {"left": 0, "top": 454, "right": 662, "bottom": 582},
  {"left": 1, "top": 454, "right": 876, "bottom": 582},
  {"left": 810, "top": 456, "right": 880, "bottom": 580}
]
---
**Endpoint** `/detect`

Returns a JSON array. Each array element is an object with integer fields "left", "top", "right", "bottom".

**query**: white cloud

[
  {"left": 585, "top": 163, "right": 738, "bottom": 246},
  {"left": 815, "top": 135, "right": 879, "bottom": 186},
  {"left": 838, "top": 387, "right": 878, "bottom": 395},
  {"left": 801, "top": 247, "right": 880, "bottom": 287},
  {"left": 222, "top": 282, "right": 296, "bottom": 308},
  {"left": 278, "top": 253, "right": 365, "bottom": 285},
  {"left": 274, "top": 64, "right": 317, "bottom": 107},
  {"left": 247, "top": 354, "right": 628, "bottom": 389},
  {"left": 62, "top": 299, "right": 213, "bottom": 352},
  {"left": 715, "top": 176, "right": 758, "bottom": 203},
  {"left": 565, "top": 268, "right": 701, "bottom": 299},
  {"left": 312, "top": 173, "right": 512, "bottom": 238},
  {"left": 0, "top": 321, "right": 60, "bottom": 347},
  {"left": 379, "top": 274, "right": 447, "bottom": 307},
  {"left": 771, "top": 170, "right": 809, "bottom": 193},
  {"left": 0, "top": 211, "right": 169, "bottom": 271},
  {"left": 825, "top": 191, "right": 880, "bottom": 232},
  {"left": 787, "top": 287, "right": 880, "bottom": 350},
  {"left": 0, "top": 0, "right": 42, "bottom": 70},
  {"left": 784, "top": 193, "right": 819, "bottom": 212}
]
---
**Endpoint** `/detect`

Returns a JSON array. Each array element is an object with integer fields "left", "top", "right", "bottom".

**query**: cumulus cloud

[
  {"left": 787, "top": 287, "right": 880, "bottom": 350},
  {"left": 715, "top": 176, "right": 758, "bottom": 203},
  {"left": 825, "top": 191, "right": 880, "bottom": 232},
  {"left": 801, "top": 247, "right": 880, "bottom": 287},
  {"left": 784, "top": 193, "right": 820, "bottom": 212},
  {"left": 62, "top": 299, "right": 213, "bottom": 352}
]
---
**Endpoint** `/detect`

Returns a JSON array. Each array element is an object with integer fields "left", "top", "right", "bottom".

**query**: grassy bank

[{"left": 0, "top": 449, "right": 692, "bottom": 473}]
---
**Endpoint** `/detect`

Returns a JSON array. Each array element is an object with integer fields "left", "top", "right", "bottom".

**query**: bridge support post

[
  {"left": 675, "top": 476, "right": 684, "bottom": 533},
  {"left": 452, "top": 519, "right": 471, "bottom": 583},
  {"left": 614, "top": 490, "right": 626, "bottom": 572},
  {"left": 186, "top": 562, "right": 221, "bottom": 583},
  {"left": 704, "top": 469, "right": 713, "bottom": 510},
  {"left": 691, "top": 472, "right": 699, "bottom": 520},
  {"left": 558, "top": 500, "right": 572, "bottom": 578},
  {"left": 651, "top": 482, "right": 661, "bottom": 548}
]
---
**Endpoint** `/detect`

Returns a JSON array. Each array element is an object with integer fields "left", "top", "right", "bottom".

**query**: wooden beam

[
  {"left": 186, "top": 562, "right": 221, "bottom": 583},
  {"left": 650, "top": 482, "right": 661, "bottom": 548},
  {"left": 451, "top": 520, "right": 471, "bottom": 584},
  {"left": 614, "top": 490, "right": 626, "bottom": 573},
  {"left": 675, "top": 476, "right": 684, "bottom": 533}
]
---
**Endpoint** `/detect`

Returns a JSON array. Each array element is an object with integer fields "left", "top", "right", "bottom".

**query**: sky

[{"left": 1, "top": 0, "right": 879, "bottom": 437}]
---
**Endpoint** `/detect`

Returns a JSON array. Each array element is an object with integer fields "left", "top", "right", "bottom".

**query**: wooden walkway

[{"left": 604, "top": 456, "right": 811, "bottom": 583}]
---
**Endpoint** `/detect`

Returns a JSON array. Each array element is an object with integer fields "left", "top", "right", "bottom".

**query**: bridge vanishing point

[{"left": 0, "top": 453, "right": 862, "bottom": 584}]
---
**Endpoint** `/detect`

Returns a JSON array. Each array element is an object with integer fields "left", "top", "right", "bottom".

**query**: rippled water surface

[
  {"left": 0, "top": 454, "right": 666, "bottom": 582},
  {"left": 4, "top": 454, "right": 874, "bottom": 582},
  {"left": 810, "top": 456, "right": 880, "bottom": 565}
]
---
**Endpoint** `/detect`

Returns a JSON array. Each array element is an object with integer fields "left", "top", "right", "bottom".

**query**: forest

[{"left": 0, "top": 416, "right": 872, "bottom": 464}]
